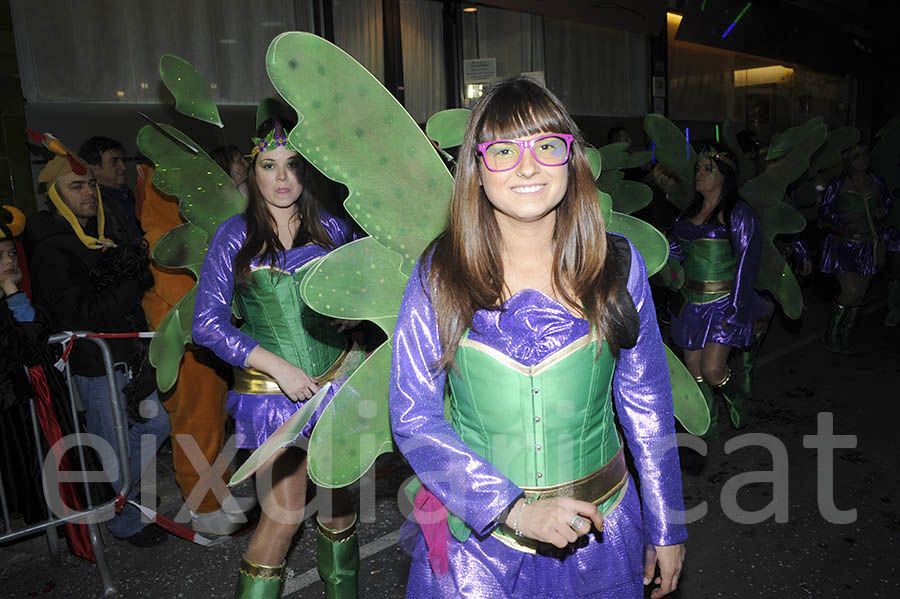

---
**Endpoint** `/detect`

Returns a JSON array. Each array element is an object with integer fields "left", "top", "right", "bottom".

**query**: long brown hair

[
  {"left": 233, "top": 119, "right": 334, "bottom": 283},
  {"left": 426, "top": 77, "right": 631, "bottom": 368}
]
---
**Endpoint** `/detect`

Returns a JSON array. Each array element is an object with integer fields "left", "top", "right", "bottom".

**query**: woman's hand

[
  {"left": 505, "top": 497, "right": 604, "bottom": 548},
  {"left": 643, "top": 543, "right": 685, "bottom": 598},
  {"left": 246, "top": 346, "right": 320, "bottom": 401},
  {"left": 272, "top": 361, "right": 320, "bottom": 402}
]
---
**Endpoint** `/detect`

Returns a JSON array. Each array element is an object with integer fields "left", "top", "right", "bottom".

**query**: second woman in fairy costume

[
  {"left": 818, "top": 144, "right": 894, "bottom": 350},
  {"left": 193, "top": 119, "right": 361, "bottom": 599},
  {"left": 667, "top": 148, "right": 765, "bottom": 435}
]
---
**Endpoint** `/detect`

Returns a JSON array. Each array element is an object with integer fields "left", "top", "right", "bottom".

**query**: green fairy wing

[
  {"left": 159, "top": 54, "right": 223, "bottom": 128},
  {"left": 142, "top": 56, "right": 245, "bottom": 391},
  {"left": 643, "top": 114, "right": 697, "bottom": 210},
  {"left": 267, "top": 32, "right": 452, "bottom": 275},
  {"left": 264, "top": 32, "right": 456, "bottom": 486},
  {"left": 593, "top": 142, "right": 653, "bottom": 216},
  {"left": 426, "top": 108, "right": 471, "bottom": 149},
  {"left": 739, "top": 119, "right": 827, "bottom": 319}
]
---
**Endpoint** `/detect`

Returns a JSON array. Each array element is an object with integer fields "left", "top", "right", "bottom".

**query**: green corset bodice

[
  {"left": 233, "top": 261, "right": 345, "bottom": 378},
  {"left": 447, "top": 334, "right": 619, "bottom": 489},
  {"left": 834, "top": 190, "right": 878, "bottom": 238},
  {"left": 679, "top": 237, "right": 737, "bottom": 304}
]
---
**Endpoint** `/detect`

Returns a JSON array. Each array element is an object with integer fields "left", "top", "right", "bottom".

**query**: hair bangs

[{"left": 476, "top": 82, "right": 572, "bottom": 144}]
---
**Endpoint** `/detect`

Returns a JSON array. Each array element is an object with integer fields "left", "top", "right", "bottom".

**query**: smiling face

[
  {"left": 478, "top": 132, "right": 569, "bottom": 225},
  {"left": 253, "top": 146, "right": 304, "bottom": 214}
]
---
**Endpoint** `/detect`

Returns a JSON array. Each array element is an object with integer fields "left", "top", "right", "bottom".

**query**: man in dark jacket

[
  {"left": 24, "top": 149, "right": 170, "bottom": 547},
  {"left": 79, "top": 136, "right": 141, "bottom": 239}
]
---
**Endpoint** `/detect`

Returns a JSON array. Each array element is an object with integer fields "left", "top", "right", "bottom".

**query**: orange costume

[{"left": 140, "top": 165, "right": 229, "bottom": 514}]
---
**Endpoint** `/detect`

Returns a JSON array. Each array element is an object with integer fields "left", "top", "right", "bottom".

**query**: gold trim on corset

[
  {"left": 490, "top": 446, "right": 629, "bottom": 554},
  {"left": 682, "top": 279, "right": 733, "bottom": 294},
  {"left": 458, "top": 332, "right": 597, "bottom": 376},
  {"left": 233, "top": 340, "right": 352, "bottom": 395}
]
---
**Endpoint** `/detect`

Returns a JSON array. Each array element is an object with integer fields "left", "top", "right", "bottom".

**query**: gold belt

[
  {"left": 683, "top": 278, "right": 733, "bottom": 294},
  {"left": 492, "top": 445, "right": 629, "bottom": 554},
  {"left": 233, "top": 343, "right": 351, "bottom": 395}
]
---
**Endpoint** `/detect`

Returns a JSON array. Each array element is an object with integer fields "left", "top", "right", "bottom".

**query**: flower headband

[
  {"left": 701, "top": 148, "right": 736, "bottom": 171},
  {"left": 249, "top": 121, "right": 297, "bottom": 159}
]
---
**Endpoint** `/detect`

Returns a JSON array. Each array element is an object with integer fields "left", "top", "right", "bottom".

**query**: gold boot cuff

[
  {"left": 317, "top": 514, "right": 358, "bottom": 543},
  {"left": 711, "top": 368, "right": 732, "bottom": 388},
  {"left": 239, "top": 557, "right": 285, "bottom": 580}
]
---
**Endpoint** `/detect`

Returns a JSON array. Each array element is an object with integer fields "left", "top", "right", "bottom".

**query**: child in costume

[
  {"left": 666, "top": 147, "right": 765, "bottom": 435},
  {"left": 819, "top": 144, "right": 893, "bottom": 351},
  {"left": 390, "top": 78, "right": 686, "bottom": 599},
  {"left": 192, "top": 119, "right": 361, "bottom": 598}
]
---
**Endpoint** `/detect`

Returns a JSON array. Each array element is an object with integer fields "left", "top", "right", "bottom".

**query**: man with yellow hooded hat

[{"left": 23, "top": 132, "right": 171, "bottom": 548}]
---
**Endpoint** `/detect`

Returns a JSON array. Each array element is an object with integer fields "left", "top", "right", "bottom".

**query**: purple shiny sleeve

[
  {"left": 389, "top": 260, "right": 522, "bottom": 535},
  {"left": 614, "top": 242, "right": 687, "bottom": 547},
  {"left": 724, "top": 201, "right": 762, "bottom": 329},
  {"left": 320, "top": 209, "right": 360, "bottom": 247},
  {"left": 668, "top": 232, "right": 686, "bottom": 262},
  {"left": 192, "top": 216, "right": 259, "bottom": 368},
  {"left": 818, "top": 177, "right": 843, "bottom": 226}
]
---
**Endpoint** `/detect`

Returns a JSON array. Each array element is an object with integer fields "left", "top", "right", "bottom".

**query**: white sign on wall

[{"left": 464, "top": 58, "right": 497, "bottom": 84}]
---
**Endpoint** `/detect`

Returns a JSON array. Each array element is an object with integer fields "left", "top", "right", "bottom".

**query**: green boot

[
  {"left": 884, "top": 280, "right": 900, "bottom": 327},
  {"left": 731, "top": 331, "right": 765, "bottom": 401},
  {"left": 695, "top": 376, "right": 719, "bottom": 440},
  {"left": 839, "top": 305, "right": 862, "bottom": 353},
  {"left": 823, "top": 301, "right": 848, "bottom": 353},
  {"left": 235, "top": 558, "right": 284, "bottom": 599},
  {"left": 713, "top": 368, "right": 749, "bottom": 430},
  {"left": 317, "top": 515, "right": 360, "bottom": 599}
]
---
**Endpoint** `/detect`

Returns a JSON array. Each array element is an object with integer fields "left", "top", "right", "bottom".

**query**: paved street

[{"left": 1, "top": 279, "right": 897, "bottom": 598}]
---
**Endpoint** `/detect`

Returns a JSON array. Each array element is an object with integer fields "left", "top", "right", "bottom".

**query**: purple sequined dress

[
  {"left": 668, "top": 201, "right": 765, "bottom": 350},
  {"left": 192, "top": 211, "right": 356, "bottom": 449},
  {"left": 390, "top": 238, "right": 686, "bottom": 598},
  {"left": 819, "top": 174, "right": 896, "bottom": 276}
]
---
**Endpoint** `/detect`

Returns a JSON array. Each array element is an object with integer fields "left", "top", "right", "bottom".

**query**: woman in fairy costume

[
  {"left": 667, "top": 147, "right": 765, "bottom": 436},
  {"left": 390, "top": 78, "right": 686, "bottom": 598},
  {"left": 818, "top": 144, "right": 894, "bottom": 351},
  {"left": 193, "top": 119, "right": 361, "bottom": 598}
]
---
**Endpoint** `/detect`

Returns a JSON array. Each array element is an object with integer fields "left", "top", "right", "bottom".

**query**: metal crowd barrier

[{"left": 0, "top": 332, "right": 133, "bottom": 597}]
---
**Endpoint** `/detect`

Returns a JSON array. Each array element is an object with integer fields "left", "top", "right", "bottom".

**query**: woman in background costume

[
  {"left": 193, "top": 119, "right": 360, "bottom": 598},
  {"left": 818, "top": 144, "right": 893, "bottom": 351},
  {"left": 667, "top": 148, "right": 764, "bottom": 435},
  {"left": 390, "top": 78, "right": 686, "bottom": 598}
]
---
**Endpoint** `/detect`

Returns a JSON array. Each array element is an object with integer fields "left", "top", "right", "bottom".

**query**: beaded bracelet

[{"left": 512, "top": 494, "right": 541, "bottom": 537}]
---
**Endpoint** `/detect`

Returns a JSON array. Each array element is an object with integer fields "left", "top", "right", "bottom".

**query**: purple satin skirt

[
  {"left": 669, "top": 294, "right": 764, "bottom": 350},
  {"left": 225, "top": 384, "right": 339, "bottom": 449},
  {"left": 819, "top": 233, "right": 880, "bottom": 276},
  {"left": 404, "top": 479, "right": 645, "bottom": 599}
]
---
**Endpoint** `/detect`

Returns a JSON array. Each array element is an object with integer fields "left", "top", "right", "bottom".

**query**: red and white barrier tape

[
  {"left": 54, "top": 331, "right": 156, "bottom": 371},
  {"left": 114, "top": 494, "right": 242, "bottom": 547}
]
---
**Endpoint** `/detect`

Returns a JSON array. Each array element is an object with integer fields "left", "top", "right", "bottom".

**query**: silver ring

[{"left": 570, "top": 515, "right": 585, "bottom": 530}]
